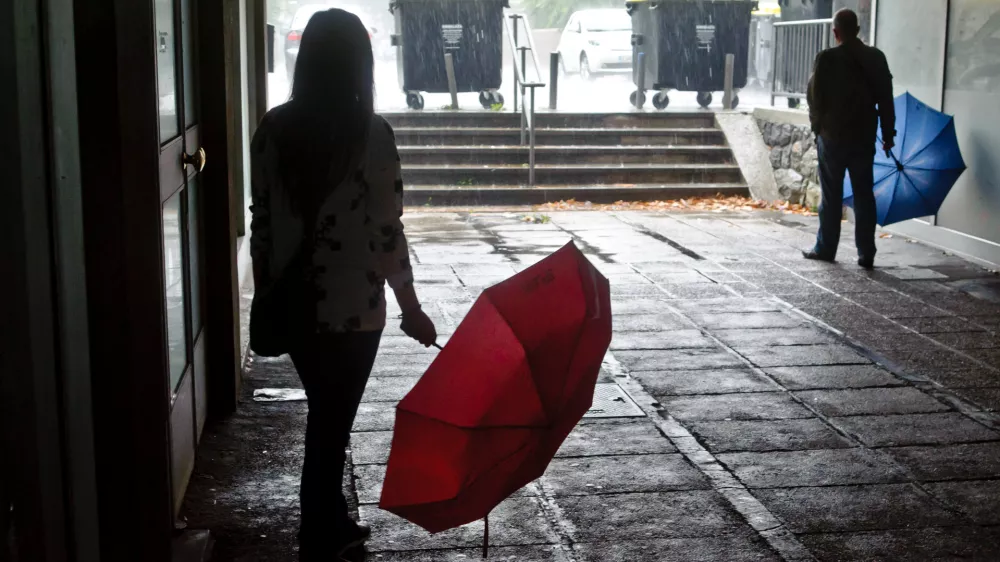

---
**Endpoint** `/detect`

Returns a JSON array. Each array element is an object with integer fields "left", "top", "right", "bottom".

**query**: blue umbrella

[{"left": 844, "top": 92, "right": 966, "bottom": 226}]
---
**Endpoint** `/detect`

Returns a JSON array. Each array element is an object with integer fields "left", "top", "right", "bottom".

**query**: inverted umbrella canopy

[
  {"left": 844, "top": 92, "right": 966, "bottom": 226},
  {"left": 379, "top": 241, "right": 612, "bottom": 534}
]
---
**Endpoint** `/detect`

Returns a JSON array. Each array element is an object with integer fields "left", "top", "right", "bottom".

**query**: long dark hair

[{"left": 278, "top": 8, "right": 375, "bottom": 213}]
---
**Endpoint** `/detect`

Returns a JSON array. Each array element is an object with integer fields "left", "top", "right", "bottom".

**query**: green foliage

[{"left": 519, "top": 0, "right": 623, "bottom": 29}]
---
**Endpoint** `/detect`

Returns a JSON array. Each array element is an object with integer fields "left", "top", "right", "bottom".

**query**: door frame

[{"left": 73, "top": 0, "right": 240, "bottom": 558}]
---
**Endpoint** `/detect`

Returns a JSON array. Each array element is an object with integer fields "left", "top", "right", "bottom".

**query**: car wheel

[{"left": 580, "top": 54, "right": 594, "bottom": 81}]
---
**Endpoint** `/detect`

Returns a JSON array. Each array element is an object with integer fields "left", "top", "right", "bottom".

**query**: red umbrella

[{"left": 379, "top": 241, "right": 612, "bottom": 550}]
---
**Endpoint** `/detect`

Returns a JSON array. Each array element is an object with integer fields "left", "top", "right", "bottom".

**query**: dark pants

[
  {"left": 814, "top": 136, "right": 877, "bottom": 261},
  {"left": 290, "top": 330, "right": 382, "bottom": 551}
]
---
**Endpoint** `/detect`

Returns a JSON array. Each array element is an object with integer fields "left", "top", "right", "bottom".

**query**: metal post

[
  {"left": 511, "top": 16, "right": 519, "bottom": 112},
  {"left": 444, "top": 52, "right": 459, "bottom": 109},
  {"left": 723, "top": 53, "right": 735, "bottom": 110},
  {"left": 549, "top": 52, "right": 559, "bottom": 110},
  {"left": 529, "top": 88, "right": 536, "bottom": 187},
  {"left": 635, "top": 52, "right": 645, "bottom": 109},
  {"left": 770, "top": 26, "right": 780, "bottom": 106}
]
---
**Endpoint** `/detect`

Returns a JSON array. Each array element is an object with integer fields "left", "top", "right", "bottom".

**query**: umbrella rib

[
  {"left": 899, "top": 171, "right": 937, "bottom": 218},
  {"left": 482, "top": 292, "right": 548, "bottom": 424}
]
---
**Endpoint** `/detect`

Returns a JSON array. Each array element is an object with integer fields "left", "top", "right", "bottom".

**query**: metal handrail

[
  {"left": 770, "top": 18, "right": 833, "bottom": 107},
  {"left": 503, "top": 14, "right": 545, "bottom": 187}
]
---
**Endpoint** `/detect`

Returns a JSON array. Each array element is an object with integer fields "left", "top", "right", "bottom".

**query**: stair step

[
  {"left": 401, "top": 163, "right": 743, "bottom": 186},
  {"left": 397, "top": 145, "right": 735, "bottom": 165},
  {"left": 382, "top": 111, "right": 717, "bottom": 130},
  {"left": 535, "top": 112, "right": 717, "bottom": 129},
  {"left": 404, "top": 183, "right": 749, "bottom": 206},
  {"left": 393, "top": 127, "right": 727, "bottom": 147}
]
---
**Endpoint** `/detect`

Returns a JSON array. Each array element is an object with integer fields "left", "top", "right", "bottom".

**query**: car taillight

[{"left": 287, "top": 31, "right": 302, "bottom": 42}]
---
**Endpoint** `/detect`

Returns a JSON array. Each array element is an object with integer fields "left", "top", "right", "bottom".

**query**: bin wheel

[
  {"left": 479, "top": 91, "right": 492, "bottom": 109},
  {"left": 652, "top": 91, "right": 670, "bottom": 110},
  {"left": 696, "top": 91, "right": 713, "bottom": 108},
  {"left": 630, "top": 90, "right": 646, "bottom": 108},
  {"left": 406, "top": 92, "right": 424, "bottom": 110},
  {"left": 729, "top": 94, "right": 740, "bottom": 109},
  {"left": 491, "top": 92, "right": 505, "bottom": 108},
  {"left": 788, "top": 97, "right": 801, "bottom": 109}
]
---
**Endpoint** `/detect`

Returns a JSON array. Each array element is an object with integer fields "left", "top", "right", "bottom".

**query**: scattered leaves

[
  {"left": 535, "top": 195, "right": 818, "bottom": 216},
  {"left": 879, "top": 233, "right": 894, "bottom": 239},
  {"left": 520, "top": 214, "right": 551, "bottom": 224}
]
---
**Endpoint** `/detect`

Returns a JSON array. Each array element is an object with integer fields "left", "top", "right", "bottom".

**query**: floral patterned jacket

[{"left": 250, "top": 109, "right": 414, "bottom": 333}]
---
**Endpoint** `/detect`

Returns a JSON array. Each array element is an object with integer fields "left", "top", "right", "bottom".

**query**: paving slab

[
  {"left": 557, "top": 491, "right": 750, "bottom": 542},
  {"left": 610, "top": 284, "right": 670, "bottom": 298},
  {"left": 753, "top": 484, "right": 959, "bottom": 533},
  {"left": 793, "top": 387, "right": 950, "bottom": 417},
  {"left": 662, "top": 284, "right": 739, "bottom": 300},
  {"left": 360, "top": 496, "right": 555, "bottom": 552},
  {"left": 615, "top": 348, "right": 745, "bottom": 372},
  {"left": 632, "top": 369, "right": 780, "bottom": 396},
  {"left": 735, "top": 345, "right": 871, "bottom": 368},
  {"left": 688, "top": 312, "right": 807, "bottom": 330},
  {"left": 661, "top": 393, "right": 814, "bottom": 421},
  {"left": 352, "top": 402, "right": 397, "bottom": 432},
  {"left": 361, "top": 376, "right": 420, "bottom": 403},
  {"left": 953, "top": 387, "right": 1000, "bottom": 411},
  {"left": 888, "top": 442, "right": 1000, "bottom": 481},
  {"left": 612, "top": 313, "right": 693, "bottom": 332},
  {"left": 370, "top": 353, "right": 435, "bottom": 373},
  {"left": 847, "top": 292, "right": 948, "bottom": 318},
  {"left": 608, "top": 297, "right": 677, "bottom": 315},
  {"left": 898, "top": 316, "right": 985, "bottom": 333},
  {"left": 350, "top": 431, "right": 393, "bottom": 465},
  {"left": 542, "top": 454, "right": 709, "bottom": 496},
  {"left": 688, "top": 419, "right": 853, "bottom": 453},
  {"left": 672, "top": 298, "right": 789, "bottom": 314},
  {"left": 712, "top": 327, "right": 837, "bottom": 347},
  {"left": 929, "top": 331, "right": 1000, "bottom": 350},
  {"left": 610, "top": 330, "right": 716, "bottom": 351},
  {"left": 362, "top": 545, "right": 570, "bottom": 561},
  {"left": 573, "top": 535, "right": 781, "bottom": 562},
  {"left": 764, "top": 365, "right": 904, "bottom": 390},
  {"left": 717, "top": 449, "right": 907, "bottom": 488},
  {"left": 556, "top": 419, "right": 676, "bottom": 457},
  {"left": 799, "top": 527, "right": 1000, "bottom": 562},
  {"left": 925, "top": 480, "right": 1000, "bottom": 525},
  {"left": 832, "top": 413, "right": 1000, "bottom": 447}
]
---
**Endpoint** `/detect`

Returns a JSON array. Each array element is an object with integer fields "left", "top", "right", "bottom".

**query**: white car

[{"left": 556, "top": 9, "right": 634, "bottom": 80}]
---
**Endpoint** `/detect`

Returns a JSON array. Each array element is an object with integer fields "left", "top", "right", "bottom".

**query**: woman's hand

[{"left": 401, "top": 307, "right": 437, "bottom": 347}]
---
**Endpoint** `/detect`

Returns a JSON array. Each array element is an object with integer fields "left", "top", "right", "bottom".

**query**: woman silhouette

[{"left": 249, "top": 8, "right": 436, "bottom": 559}]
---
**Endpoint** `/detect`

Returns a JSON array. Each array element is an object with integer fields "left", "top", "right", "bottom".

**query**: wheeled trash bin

[
  {"left": 390, "top": 0, "right": 508, "bottom": 110},
  {"left": 626, "top": 0, "right": 755, "bottom": 110}
]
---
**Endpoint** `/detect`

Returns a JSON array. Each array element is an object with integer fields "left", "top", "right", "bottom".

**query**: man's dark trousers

[{"left": 813, "top": 136, "right": 877, "bottom": 261}]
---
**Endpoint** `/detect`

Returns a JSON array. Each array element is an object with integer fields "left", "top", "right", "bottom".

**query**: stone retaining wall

[{"left": 756, "top": 118, "right": 821, "bottom": 208}]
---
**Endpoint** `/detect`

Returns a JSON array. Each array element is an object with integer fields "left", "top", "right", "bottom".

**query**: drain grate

[{"left": 584, "top": 383, "right": 645, "bottom": 418}]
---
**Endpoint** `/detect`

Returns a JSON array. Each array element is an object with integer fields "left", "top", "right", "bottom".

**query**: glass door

[{"left": 154, "top": 0, "right": 208, "bottom": 512}]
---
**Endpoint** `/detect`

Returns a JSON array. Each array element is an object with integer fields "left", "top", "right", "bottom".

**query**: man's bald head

[{"left": 833, "top": 9, "right": 861, "bottom": 43}]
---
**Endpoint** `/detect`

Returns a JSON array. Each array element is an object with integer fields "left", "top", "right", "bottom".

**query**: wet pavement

[{"left": 184, "top": 210, "right": 1000, "bottom": 561}]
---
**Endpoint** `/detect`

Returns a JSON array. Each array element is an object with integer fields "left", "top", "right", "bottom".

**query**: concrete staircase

[{"left": 383, "top": 111, "right": 748, "bottom": 205}]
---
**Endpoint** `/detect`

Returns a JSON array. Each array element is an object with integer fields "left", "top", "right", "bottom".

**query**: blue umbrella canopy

[{"left": 845, "top": 92, "right": 967, "bottom": 226}]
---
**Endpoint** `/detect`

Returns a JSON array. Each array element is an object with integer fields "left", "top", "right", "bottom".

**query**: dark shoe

[
  {"left": 335, "top": 522, "right": 371, "bottom": 556},
  {"left": 299, "top": 521, "right": 371, "bottom": 561},
  {"left": 858, "top": 257, "right": 875, "bottom": 270},
  {"left": 802, "top": 250, "right": 836, "bottom": 263}
]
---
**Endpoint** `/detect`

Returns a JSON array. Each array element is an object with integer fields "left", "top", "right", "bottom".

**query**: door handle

[{"left": 183, "top": 147, "right": 206, "bottom": 172}]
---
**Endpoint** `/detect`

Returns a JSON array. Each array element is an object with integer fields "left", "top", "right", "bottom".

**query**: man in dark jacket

[{"left": 804, "top": 8, "right": 895, "bottom": 269}]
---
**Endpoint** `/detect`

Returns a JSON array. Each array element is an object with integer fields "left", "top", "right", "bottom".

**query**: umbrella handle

[
  {"left": 887, "top": 150, "right": 904, "bottom": 171},
  {"left": 433, "top": 342, "right": 443, "bottom": 351}
]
